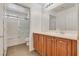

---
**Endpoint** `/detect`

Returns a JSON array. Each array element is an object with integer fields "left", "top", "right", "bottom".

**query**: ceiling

[{"left": 18, "top": 3, "right": 46, "bottom": 8}]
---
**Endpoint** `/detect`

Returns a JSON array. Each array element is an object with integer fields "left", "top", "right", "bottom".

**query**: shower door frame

[{"left": 4, "top": 3, "right": 31, "bottom": 48}]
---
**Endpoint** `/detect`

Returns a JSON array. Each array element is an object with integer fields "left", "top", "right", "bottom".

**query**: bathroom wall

[
  {"left": 41, "top": 7, "right": 49, "bottom": 32},
  {"left": 29, "top": 4, "right": 42, "bottom": 51},
  {"left": 49, "top": 5, "right": 78, "bottom": 31},
  {"left": 0, "top": 4, "right": 4, "bottom": 56},
  {"left": 42, "top": 4, "right": 78, "bottom": 32},
  {"left": 56, "top": 6, "right": 78, "bottom": 31}
]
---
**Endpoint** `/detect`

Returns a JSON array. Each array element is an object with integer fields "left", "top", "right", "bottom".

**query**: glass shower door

[{"left": 18, "top": 18, "right": 30, "bottom": 41}]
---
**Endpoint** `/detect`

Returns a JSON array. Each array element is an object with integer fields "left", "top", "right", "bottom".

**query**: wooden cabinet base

[{"left": 33, "top": 33, "right": 77, "bottom": 56}]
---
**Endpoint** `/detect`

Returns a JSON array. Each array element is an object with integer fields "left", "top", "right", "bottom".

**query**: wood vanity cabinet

[
  {"left": 56, "top": 38, "right": 71, "bottom": 56},
  {"left": 38, "top": 34, "right": 47, "bottom": 56},
  {"left": 33, "top": 33, "right": 47, "bottom": 56},
  {"left": 33, "top": 33, "right": 77, "bottom": 56}
]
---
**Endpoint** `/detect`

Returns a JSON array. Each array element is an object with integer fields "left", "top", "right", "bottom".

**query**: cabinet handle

[{"left": 59, "top": 41, "right": 63, "bottom": 43}]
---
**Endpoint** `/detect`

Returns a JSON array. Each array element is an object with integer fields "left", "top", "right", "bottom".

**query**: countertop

[{"left": 33, "top": 31, "right": 78, "bottom": 40}]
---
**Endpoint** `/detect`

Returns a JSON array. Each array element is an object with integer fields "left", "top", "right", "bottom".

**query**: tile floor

[{"left": 7, "top": 43, "right": 39, "bottom": 56}]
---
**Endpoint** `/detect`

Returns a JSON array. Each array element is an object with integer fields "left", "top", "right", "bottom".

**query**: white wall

[
  {"left": 41, "top": 8, "right": 49, "bottom": 32},
  {"left": 29, "top": 4, "right": 42, "bottom": 51},
  {"left": 42, "top": 4, "right": 78, "bottom": 32},
  {"left": 29, "top": 4, "right": 50, "bottom": 51},
  {"left": 56, "top": 6, "right": 78, "bottom": 31},
  {"left": 0, "top": 4, "right": 4, "bottom": 56}
]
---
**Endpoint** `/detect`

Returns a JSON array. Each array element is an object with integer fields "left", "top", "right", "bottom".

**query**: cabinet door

[
  {"left": 51, "top": 37, "right": 56, "bottom": 56},
  {"left": 42, "top": 35, "right": 47, "bottom": 56},
  {"left": 46, "top": 36, "right": 52, "bottom": 56},
  {"left": 67, "top": 40, "right": 72, "bottom": 56},
  {"left": 56, "top": 38, "right": 68, "bottom": 56},
  {"left": 38, "top": 34, "right": 43, "bottom": 55},
  {"left": 71, "top": 40, "right": 77, "bottom": 56}
]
